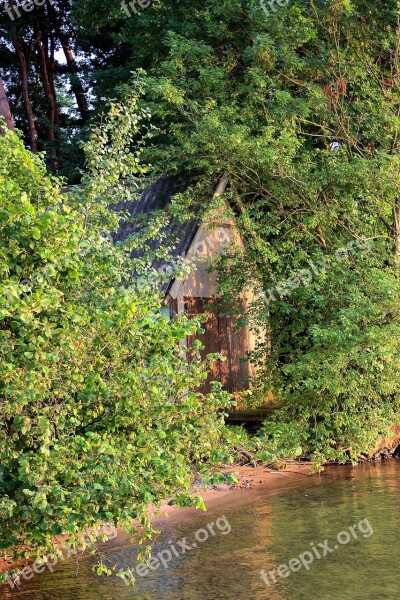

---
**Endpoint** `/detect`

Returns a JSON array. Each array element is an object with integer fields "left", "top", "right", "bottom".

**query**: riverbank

[
  {"left": 2, "top": 457, "right": 398, "bottom": 585},
  {"left": 181, "top": 461, "right": 314, "bottom": 512},
  {"left": 6, "top": 455, "right": 398, "bottom": 582},
  {"left": 3, "top": 459, "right": 398, "bottom": 599},
  {"left": 0, "top": 461, "right": 314, "bottom": 577}
]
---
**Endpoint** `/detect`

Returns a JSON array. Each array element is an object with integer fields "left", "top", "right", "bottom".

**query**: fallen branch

[{"left": 234, "top": 446, "right": 258, "bottom": 465}]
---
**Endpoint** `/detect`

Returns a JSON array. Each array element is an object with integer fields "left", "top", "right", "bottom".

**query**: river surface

[{"left": 2, "top": 460, "right": 400, "bottom": 599}]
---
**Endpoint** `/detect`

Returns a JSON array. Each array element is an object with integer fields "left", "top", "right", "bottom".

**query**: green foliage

[
  {"left": 5, "top": 0, "right": 400, "bottom": 474},
  {"left": 212, "top": 424, "right": 255, "bottom": 465},
  {"left": 0, "top": 88, "right": 232, "bottom": 571},
  {"left": 255, "top": 261, "right": 400, "bottom": 464},
  {"left": 82, "top": 0, "right": 400, "bottom": 465}
]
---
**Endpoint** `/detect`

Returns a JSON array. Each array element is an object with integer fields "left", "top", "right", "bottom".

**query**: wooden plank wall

[{"left": 184, "top": 297, "right": 251, "bottom": 394}]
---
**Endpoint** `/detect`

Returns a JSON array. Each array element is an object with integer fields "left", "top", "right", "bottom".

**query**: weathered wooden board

[{"left": 184, "top": 296, "right": 252, "bottom": 394}]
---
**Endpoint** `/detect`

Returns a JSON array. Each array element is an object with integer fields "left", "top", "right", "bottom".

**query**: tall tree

[
  {"left": 0, "top": 76, "right": 13, "bottom": 132},
  {"left": 0, "top": 0, "right": 90, "bottom": 175},
  {"left": 48, "top": 0, "right": 90, "bottom": 124},
  {"left": 9, "top": 17, "right": 36, "bottom": 150},
  {"left": 71, "top": 0, "right": 400, "bottom": 464}
]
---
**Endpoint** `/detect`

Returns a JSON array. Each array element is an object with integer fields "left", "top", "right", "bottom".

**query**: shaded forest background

[{"left": 0, "top": 0, "right": 145, "bottom": 179}]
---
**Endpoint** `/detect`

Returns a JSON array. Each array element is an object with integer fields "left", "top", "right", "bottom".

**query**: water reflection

[{"left": 2, "top": 460, "right": 400, "bottom": 599}]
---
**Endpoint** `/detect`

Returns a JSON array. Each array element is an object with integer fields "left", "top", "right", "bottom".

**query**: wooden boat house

[{"left": 112, "top": 176, "right": 257, "bottom": 395}]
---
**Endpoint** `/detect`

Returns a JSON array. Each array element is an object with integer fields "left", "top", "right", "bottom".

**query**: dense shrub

[{"left": 0, "top": 93, "right": 231, "bottom": 571}]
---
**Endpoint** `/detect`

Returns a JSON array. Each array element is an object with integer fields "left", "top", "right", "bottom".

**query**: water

[{"left": 2, "top": 460, "right": 400, "bottom": 599}]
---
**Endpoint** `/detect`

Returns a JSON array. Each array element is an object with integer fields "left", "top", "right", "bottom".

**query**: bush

[{"left": 0, "top": 93, "right": 231, "bottom": 570}]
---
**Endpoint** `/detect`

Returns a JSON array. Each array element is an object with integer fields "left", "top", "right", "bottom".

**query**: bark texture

[
  {"left": 10, "top": 24, "right": 37, "bottom": 151},
  {"left": 393, "top": 204, "right": 400, "bottom": 264},
  {"left": 0, "top": 78, "right": 14, "bottom": 134}
]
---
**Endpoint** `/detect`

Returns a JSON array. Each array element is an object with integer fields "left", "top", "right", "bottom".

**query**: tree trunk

[
  {"left": 0, "top": 78, "right": 14, "bottom": 133},
  {"left": 10, "top": 25, "right": 37, "bottom": 151},
  {"left": 35, "top": 36, "right": 59, "bottom": 169},
  {"left": 47, "top": 31, "right": 60, "bottom": 130},
  {"left": 57, "top": 31, "right": 90, "bottom": 124},
  {"left": 394, "top": 203, "right": 400, "bottom": 264},
  {"left": 46, "top": 1, "right": 90, "bottom": 124}
]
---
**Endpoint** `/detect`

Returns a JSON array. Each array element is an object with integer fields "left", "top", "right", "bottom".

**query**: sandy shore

[
  {"left": 0, "top": 462, "right": 317, "bottom": 575},
  {"left": 171, "top": 462, "right": 315, "bottom": 512}
]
